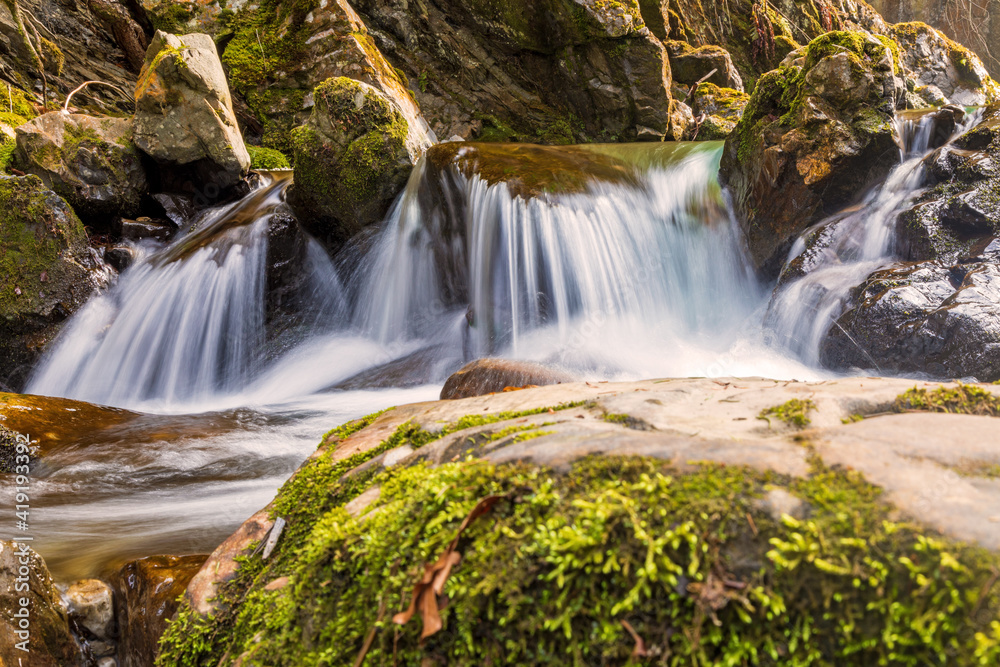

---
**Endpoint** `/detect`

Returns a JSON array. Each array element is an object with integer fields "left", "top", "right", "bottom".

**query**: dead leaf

[{"left": 393, "top": 495, "right": 507, "bottom": 638}]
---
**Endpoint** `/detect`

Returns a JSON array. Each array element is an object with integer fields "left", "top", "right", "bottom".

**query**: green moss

[
  {"left": 148, "top": 2, "right": 195, "bottom": 33},
  {"left": 247, "top": 145, "right": 290, "bottom": 170},
  {"left": 0, "top": 139, "right": 14, "bottom": 173},
  {"left": 894, "top": 384, "right": 1000, "bottom": 416},
  {"left": 157, "top": 450, "right": 1000, "bottom": 666},
  {"left": 758, "top": 398, "right": 816, "bottom": 428},
  {"left": 319, "top": 409, "right": 389, "bottom": 447},
  {"left": 0, "top": 85, "right": 35, "bottom": 121}
]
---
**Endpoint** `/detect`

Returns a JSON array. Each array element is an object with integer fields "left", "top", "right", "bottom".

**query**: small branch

[{"left": 63, "top": 80, "right": 134, "bottom": 113}]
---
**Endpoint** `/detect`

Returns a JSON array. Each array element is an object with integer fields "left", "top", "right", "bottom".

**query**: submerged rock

[
  {"left": 288, "top": 77, "right": 412, "bottom": 255},
  {"left": 13, "top": 112, "right": 148, "bottom": 228},
  {"left": 133, "top": 31, "right": 251, "bottom": 190},
  {"left": 159, "top": 377, "right": 1000, "bottom": 665},
  {"left": 111, "top": 554, "right": 208, "bottom": 667},
  {"left": 0, "top": 175, "right": 112, "bottom": 392},
  {"left": 0, "top": 540, "right": 86, "bottom": 665},
  {"left": 720, "top": 31, "right": 901, "bottom": 275},
  {"left": 440, "top": 358, "right": 577, "bottom": 399}
]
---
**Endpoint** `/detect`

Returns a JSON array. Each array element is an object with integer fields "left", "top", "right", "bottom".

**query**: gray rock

[
  {"left": 666, "top": 41, "right": 744, "bottom": 91},
  {"left": 65, "top": 579, "right": 115, "bottom": 640},
  {"left": 13, "top": 113, "right": 147, "bottom": 229},
  {"left": 892, "top": 22, "right": 999, "bottom": 106},
  {"left": 133, "top": 31, "right": 250, "bottom": 188}
]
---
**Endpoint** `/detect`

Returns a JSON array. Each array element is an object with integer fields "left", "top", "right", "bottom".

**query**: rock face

[
  {"left": 0, "top": 540, "right": 86, "bottom": 665},
  {"left": 13, "top": 113, "right": 147, "bottom": 228},
  {"left": 0, "top": 175, "right": 111, "bottom": 392},
  {"left": 111, "top": 554, "right": 208, "bottom": 667},
  {"left": 133, "top": 31, "right": 251, "bottom": 190},
  {"left": 287, "top": 77, "right": 412, "bottom": 254},
  {"left": 440, "top": 358, "right": 576, "bottom": 399},
  {"left": 720, "top": 31, "right": 902, "bottom": 275},
  {"left": 666, "top": 41, "right": 744, "bottom": 91},
  {"left": 159, "top": 377, "right": 1000, "bottom": 665},
  {"left": 891, "top": 22, "right": 1000, "bottom": 106}
]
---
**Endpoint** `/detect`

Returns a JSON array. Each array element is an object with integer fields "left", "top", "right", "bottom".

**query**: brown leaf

[{"left": 393, "top": 495, "right": 507, "bottom": 639}]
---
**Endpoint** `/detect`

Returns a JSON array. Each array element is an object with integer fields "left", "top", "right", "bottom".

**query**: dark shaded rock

[
  {"left": 440, "top": 358, "right": 577, "bottom": 399},
  {"left": 151, "top": 192, "right": 197, "bottom": 227},
  {"left": 820, "top": 253, "right": 1000, "bottom": 380},
  {"left": 666, "top": 41, "right": 743, "bottom": 91},
  {"left": 0, "top": 175, "right": 112, "bottom": 392},
  {"left": 133, "top": 31, "right": 251, "bottom": 190},
  {"left": 112, "top": 216, "right": 176, "bottom": 242},
  {"left": 720, "top": 31, "right": 901, "bottom": 276},
  {"left": 0, "top": 540, "right": 86, "bottom": 665},
  {"left": 288, "top": 78, "right": 412, "bottom": 255},
  {"left": 104, "top": 245, "right": 135, "bottom": 272},
  {"left": 13, "top": 113, "right": 147, "bottom": 229},
  {"left": 111, "top": 554, "right": 208, "bottom": 667}
]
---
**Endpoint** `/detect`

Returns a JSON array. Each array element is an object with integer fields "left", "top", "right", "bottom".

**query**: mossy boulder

[
  {"left": 133, "top": 31, "right": 251, "bottom": 190},
  {"left": 287, "top": 77, "right": 412, "bottom": 255},
  {"left": 13, "top": 112, "right": 148, "bottom": 229},
  {"left": 0, "top": 175, "right": 111, "bottom": 391},
  {"left": 891, "top": 21, "right": 1000, "bottom": 106},
  {"left": 689, "top": 82, "right": 750, "bottom": 140},
  {"left": 157, "top": 377, "right": 1000, "bottom": 665},
  {"left": 720, "top": 31, "right": 902, "bottom": 276}
]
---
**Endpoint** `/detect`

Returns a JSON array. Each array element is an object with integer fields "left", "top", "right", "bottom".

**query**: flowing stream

[{"left": 8, "top": 112, "right": 968, "bottom": 579}]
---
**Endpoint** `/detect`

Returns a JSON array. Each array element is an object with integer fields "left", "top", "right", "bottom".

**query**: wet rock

[
  {"left": 0, "top": 392, "right": 137, "bottom": 454},
  {"left": 0, "top": 175, "right": 112, "bottom": 392},
  {"left": 820, "top": 256, "right": 1000, "bottom": 380},
  {"left": 441, "top": 358, "right": 577, "bottom": 400},
  {"left": 12, "top": 113, "right": 147, "bottom": 229},
  {"left": 0, "top": 540, "right": 86, "bottom": 665},
  {"left": 720, "top": 31, "right": 901, "bottom": 276},
  {"left": 891, "top": 22, "right": 999, "bottom": 106},
  {"left": 666, "top": 41, "right": 744, "bottom": 91},
  {"left": 151, "top": 192, "right": 197, "bottom": 227},
  {"left": 287, "top": 78, "right": 412, "bottom": 255},
  {"left": 65, "top": 579, "right": 115, "bottom": 641},
  {"left": 112, "top": 216, "right": 176, "bottom": 242},
  {"left": 104, "top": 245, "right": 135, "bottom": 272},
  {"left": 133, "top": 31, "right": 251, "bottom": 190},
  {"left": 111, "top": 554, "right": 207, "bottom": 667}
]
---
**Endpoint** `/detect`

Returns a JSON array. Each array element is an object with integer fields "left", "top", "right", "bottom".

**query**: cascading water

[{"left": 765, "top": 110, "right": 981, "bottom": 365}]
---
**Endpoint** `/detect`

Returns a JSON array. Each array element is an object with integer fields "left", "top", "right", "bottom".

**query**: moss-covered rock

[
  {"left": 13, "top": 112, "right": 147, "bottom": 229},
  {"left": 156, "top": 377, "right": 1000, "bottom": 665},
  {"left": 287, "top": 77, "right": 412, "bottom": 255},
  {"left": 0, "top": 175, "right": 111, "bottom": 391},
  {"left": 689, "top": 82, "right": 750, "bottom": 140},
  {"left": 247, "top": 145, "right": 290, "bottom": 170},
  {"left": 720, "top": 30, "right": 902, "bottom": 276}
]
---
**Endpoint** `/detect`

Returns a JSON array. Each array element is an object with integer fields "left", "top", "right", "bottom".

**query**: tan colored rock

[
  {"left": 133, "top": 31, "right": 250, "bottom": 188},
  {"left": 440, "top": 358, "right": 577, "bottom": 400},
  {"left": 65, "top": 579, "right": 114, "bottom": 641}
]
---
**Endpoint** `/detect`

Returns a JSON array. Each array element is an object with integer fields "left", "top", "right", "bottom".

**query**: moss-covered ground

[{"left": 157, "top": 403, "right": 1000, "bottom": 666}]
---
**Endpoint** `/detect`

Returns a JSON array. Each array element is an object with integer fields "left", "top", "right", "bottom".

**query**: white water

[
  {"left": 766, "top": 111, "right": 980, "bottom": 365},
  {"left": 21, "top": 118, "right": 973, "bottom": 577}
]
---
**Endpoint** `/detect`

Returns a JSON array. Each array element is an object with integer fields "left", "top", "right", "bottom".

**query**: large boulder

[
  {"left": 891, "top": 22, "right": 1000, "bottom": 107},
  {"left": 287, "top": 78, "right": 412, "bottom": 254},
  {"left": 133, "top": 30, "right": 251, "bottom": 190},
  {"left": 0, "top": 541, "right": 86, "bottom": 665},
  {"left": 158, "top": 378, "right": 1000, "bottom": 665},
  {"left": 0, "top": 175, "right": 111, "bottom": 392},
  {"left": 111, "top": 554, "right": 208, "bottom": 667},
  {"left": 13, "top": 112, "right": 147, "bottom": 228},
  {"left": 720, "top": 31, "right": 902, "bottom": 275}
]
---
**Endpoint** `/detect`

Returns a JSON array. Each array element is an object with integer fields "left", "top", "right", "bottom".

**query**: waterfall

[
  {"left": 765, "top": 110, "right": 981, "bottom": 364},
  {"left": 27, "top": 175, "right": 290, "bottom": 410},
  {"left": 354, "top": 143, "right": 776, "bottom": 376}
]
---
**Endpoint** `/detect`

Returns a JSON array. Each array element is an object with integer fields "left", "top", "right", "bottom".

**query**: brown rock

[
  {"left": 440, "top": 358, "right": 576, "bottom": 400},
  {"left": 0, "top": 541, "right": 86, "bottom": 666},
  {"left": 110, "top": 554, "right": 208, "bottom": 667}
]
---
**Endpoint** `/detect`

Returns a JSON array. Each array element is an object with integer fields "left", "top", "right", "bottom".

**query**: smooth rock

[
  {"left": 65, "top": 578, "right": 114, "bottom": 640},
  {"left": 133, "top": 31, "right": 250, "bottom": 189},
  {"left": 13, "top": 113, "right": 147, "bottom": 228},
  {"left": 441, "top": 358, "right": 577, "bottom": 400},
  {"left": 111, "top": 554, "right": 208, "bottom": 667}
]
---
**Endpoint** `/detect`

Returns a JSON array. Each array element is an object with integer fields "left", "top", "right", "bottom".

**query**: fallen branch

[{"left": 63, "top": 80, "right": 134, "bottom": 113}]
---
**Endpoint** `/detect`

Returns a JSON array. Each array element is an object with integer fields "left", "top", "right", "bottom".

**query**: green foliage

[
  {"left": 247, "top": 145, "right": 290, "bottom": 170},
  {"left": 1, "top": 85, "right": 36, "bottom": 121},
  {"left": 157, "top": 450, "right": 1000, "bottom": 666},
  {"left": 148, "top": 2, "right": 195, "bottom": 34},
  {"left": 895, "top": 384, "right": 1000, "bottom": 416},
  {"left": 758, "top": 398, "right": 816, "bottom": 428},
  {"left": 0, "top": 139, "right": 15, "bottom": 173}
]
